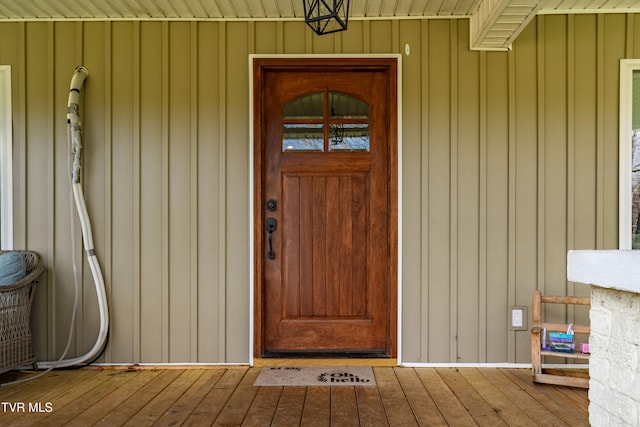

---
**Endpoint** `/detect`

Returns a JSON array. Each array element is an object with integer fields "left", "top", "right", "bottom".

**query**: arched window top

[
  {"left": 283, "top": 92, "right": 323, "bottom": 120},
  {"left": 329, "top": 92, "right": 369, "bottom": 119},
  {"left": 283, "top": 91, "right": 369, "bottom": 120}
]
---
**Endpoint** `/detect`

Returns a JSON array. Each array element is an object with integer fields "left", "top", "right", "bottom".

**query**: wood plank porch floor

[{"left": 0, "top": 366, "right": 588, "bottom": 426}]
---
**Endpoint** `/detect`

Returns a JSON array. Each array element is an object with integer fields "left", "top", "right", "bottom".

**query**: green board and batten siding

[{"left": 1, "top": 15, "right": 639, "bottom": 364}]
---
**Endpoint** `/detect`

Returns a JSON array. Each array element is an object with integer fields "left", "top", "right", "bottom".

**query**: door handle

[{"left": 266, "top": 217, "right": 277, "bottom": 260}]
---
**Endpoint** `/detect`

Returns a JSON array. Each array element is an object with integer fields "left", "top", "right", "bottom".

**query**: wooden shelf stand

[{"left": 530, "top": 290, "right": 590, "bottom": 388}]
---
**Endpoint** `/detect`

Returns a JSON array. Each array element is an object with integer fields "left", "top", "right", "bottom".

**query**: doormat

[{"left": 254, "top": 366, "right": 376, "bottom": 386}]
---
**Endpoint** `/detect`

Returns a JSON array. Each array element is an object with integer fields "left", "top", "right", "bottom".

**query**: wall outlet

[{"left": 510, "top": 306, "right": 527, "bottom": 331}]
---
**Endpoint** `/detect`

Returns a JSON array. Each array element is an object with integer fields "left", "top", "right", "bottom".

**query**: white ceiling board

[{"left": 0, "top": 0, "right": 638, "bottom": 50}]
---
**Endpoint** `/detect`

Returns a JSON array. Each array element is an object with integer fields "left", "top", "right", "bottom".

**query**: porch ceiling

[{"left": 0, "top": 1, "right": 638, "bottom": 51}]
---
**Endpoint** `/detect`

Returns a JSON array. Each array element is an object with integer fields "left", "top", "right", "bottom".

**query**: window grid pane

[
  {"left": 329, "top": 124, "right": 370, "bottom": 152},
  {"left": 283, "top": 123, "right": 324, "bottom": 152}
]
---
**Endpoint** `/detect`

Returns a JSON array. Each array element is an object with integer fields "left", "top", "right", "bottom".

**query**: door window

[{"left": 282, "top": 91, "right": 370, "bottom": 152}]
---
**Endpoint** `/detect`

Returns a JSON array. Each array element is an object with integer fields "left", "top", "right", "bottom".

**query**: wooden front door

[{"left": 254, "top": 58, "right": 397, "bottom": 357}]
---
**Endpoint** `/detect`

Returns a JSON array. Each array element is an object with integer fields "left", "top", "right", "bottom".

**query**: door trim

[{"left": 248, "top": 54, "right": 403, "bottom": 365}]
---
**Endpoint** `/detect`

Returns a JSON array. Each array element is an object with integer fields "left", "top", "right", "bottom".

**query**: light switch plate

[{"left": 509, "top": 306, "right": 527, "bottom": 331}]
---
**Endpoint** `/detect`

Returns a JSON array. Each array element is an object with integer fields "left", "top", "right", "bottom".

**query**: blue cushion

[{"left": 0, "top": 252, "right": 26, "bottom": 285}]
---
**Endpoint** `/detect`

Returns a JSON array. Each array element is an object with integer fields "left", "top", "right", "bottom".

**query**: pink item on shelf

[{"left": 580, "top": 343, "right": 590, "bottom": 354}]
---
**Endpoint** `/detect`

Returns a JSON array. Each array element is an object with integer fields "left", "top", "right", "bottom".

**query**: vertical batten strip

[
  {"left": 47, "top": 21, "right": 57, "bottom": 358},
  {"left": 364, "top": 21, "right": 371, "bottom": 54},
  {"left": 132, "top": 21, "right": 141, "bottom": 363},
  {"left": 537, "top": 17, "right": 545, "bottom": 294},
  {"left": 567, "top": 15, "right": 576, "bottom": 296},
  {"left": 276, "top": 21, "right": 283, "bottom": 54},
  {"left": 420, "top": 19, "right": 430, "bottom": 361},
  {"left": 248, "top": 21, "right": 255, "bottom": 56},
  {"left": 190, "top": 21, "right": 199, "bottom": 362},
  {"left": 478, "top": 50, "right": 488, "bottom": 363},
  {"left": 103, "top": 21, "right": 113, "bottom": 362},
  {"left": 507, "top": 47, "right": 517, "bottom": 363},
  {"left": 14, "top": 24, "right": 29, "bottom": 349},
  {"left": 596, "top": 14, "right": 605, "bottom": 249},
  {"left": 392, "top": 20, "right": 399, "bottom": 52},
  {"left": 161, "top": 21, "right": 170, "bottom": 362},
  {"left": 218, "top": 21, "right": 227, "bottom": 362},
  {"left": 16, "top": 23, "right": 27, "bottom": 249},
  {"left": 305, "top": 21, "right": 312, "bottom": 53},
  {"left": 75, "top": 22, "right": 83, "bottom": 70},
  {"left": 449, "top": 20, "right": 459, "bottom": 363},
  {"left": 74, "top": 20, "right": 85, "bottom": 358},
  {"left": 394, "top": 21, "right": 402, "bottom": 362},
  {"left": 627, "top": 14, "right": 635, "bottom": 58}
]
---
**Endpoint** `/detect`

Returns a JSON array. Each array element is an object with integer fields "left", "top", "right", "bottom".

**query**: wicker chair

[{"left": 0, "top": 250, "right": 44, "bottom": 374}]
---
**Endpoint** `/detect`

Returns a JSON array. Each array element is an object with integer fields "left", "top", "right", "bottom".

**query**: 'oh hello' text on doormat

[{"left": 253, "top": 366, "right": 376, "bottom": 386}]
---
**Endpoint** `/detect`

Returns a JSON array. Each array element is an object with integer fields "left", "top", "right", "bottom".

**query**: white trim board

[
  {"left": 92, "top": 362, "right": 584, "bottom": 370},
  {"left": 91, "top": 363, "right": 248, "bottom": 368},
  {"left": 401, "top": 362, "right": 587, "bottom": 369},
  {"left": 619, "top": 59, "right": 640, "bottom": 250},
  {"left": 248, "top": 54, "right": 403, "bottom": 366},
  {"left": 0, "top": 65, "right": 12, "bottom": 250}
]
